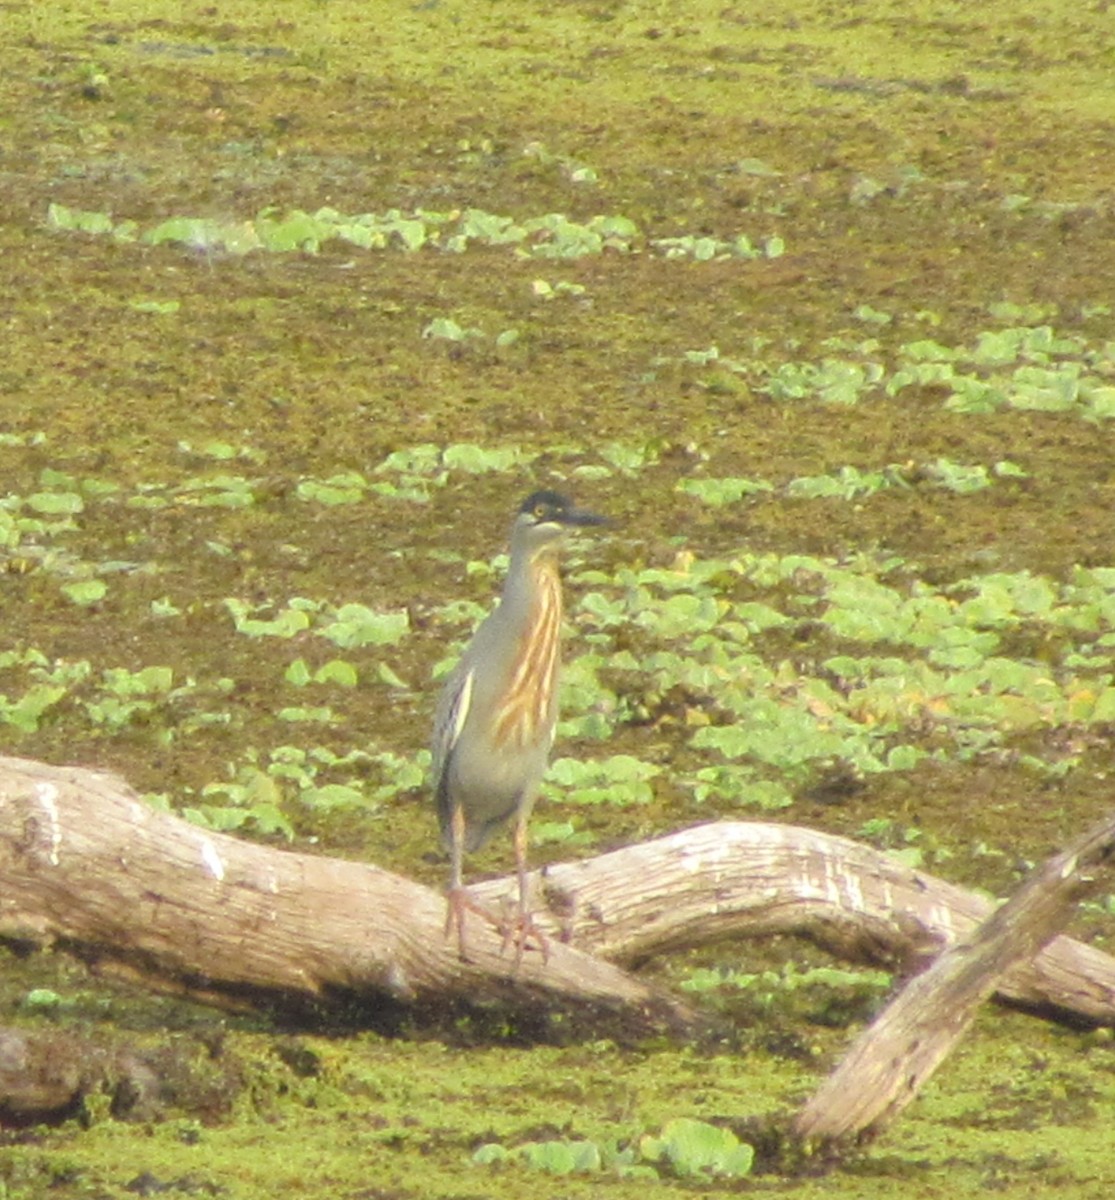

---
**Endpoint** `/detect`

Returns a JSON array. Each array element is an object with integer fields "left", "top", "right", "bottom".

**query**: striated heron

[{"left": 431, "top": 489, "right": 607, "bottom": 960}]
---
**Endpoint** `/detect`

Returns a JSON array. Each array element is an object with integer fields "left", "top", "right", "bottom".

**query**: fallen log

[
  {"left": 505, "top": 822, "right": 1115, "bottom": 1025},
  {"left": 0, "top": 755, "right": 689, "bottom": 1036},
  {"left": 1, "top": 754, "right": 1114, "bottom": 1035},
  {"left": 794, "top": 809, "right": 1115, "bottom": 1142}
]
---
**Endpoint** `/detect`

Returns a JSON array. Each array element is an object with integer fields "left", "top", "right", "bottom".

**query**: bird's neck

[
  {"left": 491, "top": 547, "right": 563, "bottom": 748},
  {"left": 526, "top": 546, "right": 562, "bottom": 623},
  {"left": 502, "top": 543, "right": 560, "bottom": 612}
]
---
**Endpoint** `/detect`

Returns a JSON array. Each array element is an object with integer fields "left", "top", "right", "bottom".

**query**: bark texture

[
  {"left": 503, "top": 821, "right": 1115, "bottom": 1025},
  {"left": 0, "top": 755, "right": 688, "bottom": 1034},
  {"left": 2, "top": 754, "right": 1114, "bottom": 1039},
  {"left": 794, "top": 809, "right": 1115, "bottom": 1142}
]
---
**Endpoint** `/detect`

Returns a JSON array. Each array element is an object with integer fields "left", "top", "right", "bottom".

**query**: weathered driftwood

[
  {"left": 0, "top": 755, "right": 689, "bottom": 1035},
  {"left": 504, "top": 824, "right": 1115, "bottom": 1026},
  {"left": 1, "top": 754, "right": 1114, "bottom": 1037},
  {"left": 794, "top": 810, "right": 1115, "bottom": 1142}
]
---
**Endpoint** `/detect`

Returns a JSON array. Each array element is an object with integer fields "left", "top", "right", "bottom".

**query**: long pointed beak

[{"left": 561, "top": 507, "right": 609, "bottom": 528}]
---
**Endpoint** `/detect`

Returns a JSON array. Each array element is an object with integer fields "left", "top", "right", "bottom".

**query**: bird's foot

[
  {"left": 444, "top": 886, "right": 502, "bottom": 962},
  {"left": 497, "top": 899, "right": 551, "bottom": 967}
]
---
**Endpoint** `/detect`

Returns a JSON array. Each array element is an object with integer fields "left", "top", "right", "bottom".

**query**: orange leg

[
  {"left": 444, "top": 804, "right": 500, "bottom": 961},
  {"left": 498, "top": 810, "right": 550, "bottom": 966}
]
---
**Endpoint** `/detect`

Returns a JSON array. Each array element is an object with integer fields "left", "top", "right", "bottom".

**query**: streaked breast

[{"left": 490, "top": 554, "right": 562, "bottom": 751}]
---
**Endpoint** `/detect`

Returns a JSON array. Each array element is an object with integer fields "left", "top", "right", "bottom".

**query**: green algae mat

[{"left": 2, "top": 0, "right": 1115, "bottom": 1196}]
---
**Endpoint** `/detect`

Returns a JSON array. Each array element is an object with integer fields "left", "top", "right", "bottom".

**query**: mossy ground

[{"left": 2, "top": 0, "right": 1115, "bottom": 1196}]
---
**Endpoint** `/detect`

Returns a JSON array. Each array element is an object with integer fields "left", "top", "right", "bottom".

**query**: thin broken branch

[{"left": 794, "top": 809, "right": 1115, "bottom": 1141}]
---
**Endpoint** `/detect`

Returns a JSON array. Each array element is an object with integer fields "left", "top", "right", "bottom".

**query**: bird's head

[{"left": 513, "top": 490, "right": 607, "bottom": 550}]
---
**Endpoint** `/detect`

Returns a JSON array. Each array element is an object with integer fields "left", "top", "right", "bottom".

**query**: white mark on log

[
  {"left": 829, "top": 857, "right": 866, "bottom": 912},
  {"left": 35, "top": 782, "right": 62, "bottom": 866},
  {"left": 1060, "top": 854, "right": 1078, "bottom": 880},
  {"left": 791, "top": 835, "right": 867, "bottom": 911},
  {"left": 199, "top": 837, "right": 226, "bottom": 881},
  {"left": 675, "top": 832, "right": 736, "bottom": 871},
  {"left": 928, "top": 903, "right": 959, "bottom": 941},
  {"left": 385, "top": 962, "right": 412, "bottom": 999}
]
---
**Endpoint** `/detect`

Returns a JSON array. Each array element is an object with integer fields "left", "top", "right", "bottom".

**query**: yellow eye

[{"left": 534, "top": 504, "right": 548, "bottom": 518}]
